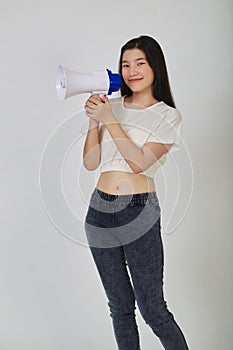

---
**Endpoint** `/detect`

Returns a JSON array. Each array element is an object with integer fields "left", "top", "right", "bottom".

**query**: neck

[{"left": 127, "top": 92, "right": 159, "bottom": 108}]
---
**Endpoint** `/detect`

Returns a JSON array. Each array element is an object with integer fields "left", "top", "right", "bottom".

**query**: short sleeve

[{"left": 146, "top": 108, "right": 183, "bottom": 152}]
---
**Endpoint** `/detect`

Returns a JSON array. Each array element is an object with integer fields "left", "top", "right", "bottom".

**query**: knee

[
  {"left": 139, "top": 299, "right": 174, "bottom": 327},
  {"left": 108, "top": 295, "right": 136, "bottom": 319},
  {"left": 146, "top": 308, "right": 174, "bottom": 329}
]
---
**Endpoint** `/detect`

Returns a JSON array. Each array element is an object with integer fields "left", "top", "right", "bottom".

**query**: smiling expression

[{"left": 121, "top": 48, "right": 155, "bottom": 95}]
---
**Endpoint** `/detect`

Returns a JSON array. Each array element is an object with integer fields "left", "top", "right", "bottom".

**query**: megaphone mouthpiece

[{"left": 56, "top": 65, "right": 122, "bottom": 101}]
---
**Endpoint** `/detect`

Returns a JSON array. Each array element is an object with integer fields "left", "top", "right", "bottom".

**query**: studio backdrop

[{"left": 0, "top": 0, "right": 232, "bottom": 349}]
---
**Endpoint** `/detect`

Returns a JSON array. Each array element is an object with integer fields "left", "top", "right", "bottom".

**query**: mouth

[{"left": 129, "top": 78, "right": 142, "bottom": 84}]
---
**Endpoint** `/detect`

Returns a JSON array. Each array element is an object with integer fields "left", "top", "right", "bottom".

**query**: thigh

[
  {"left": 90, "top": 246, "right": 135, "bottom": 313},
  {"left": 123, "top": 217, "right": 165, "bottom": 316},
  {"left": 85, "top": 201, "right": 121, "bottom": 248}
]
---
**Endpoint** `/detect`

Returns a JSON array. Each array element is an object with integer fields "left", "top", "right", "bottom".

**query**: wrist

[
  {"left": 89, "top": 118, "right": 99, "bottom": 128},
  {"left": 103, "top": 113, "right": 117, "bottom": 126}
]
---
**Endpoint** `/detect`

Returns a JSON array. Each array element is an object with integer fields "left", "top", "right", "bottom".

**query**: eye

[
  {"left": 137, "top": 62, "right": 145, "bottom": 66},
  {"left": 122, "top": 64, "right": 129, "bottom": 68}
]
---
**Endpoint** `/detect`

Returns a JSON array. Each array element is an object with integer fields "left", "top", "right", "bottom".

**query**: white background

[{"left": 0, "top": 0, "right": 232, "bottom": 349}]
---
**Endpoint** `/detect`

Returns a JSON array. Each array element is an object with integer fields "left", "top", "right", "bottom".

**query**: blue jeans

[{"left": 85, "top": 188, "right": 189, "bottom": 350}]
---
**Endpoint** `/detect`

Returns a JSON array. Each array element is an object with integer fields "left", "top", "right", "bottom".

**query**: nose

[{"left": 128, "top": 65, "right": 138, "bottom": 77}]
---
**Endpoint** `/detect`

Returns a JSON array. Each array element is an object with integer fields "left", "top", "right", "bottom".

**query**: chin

[{"left": 129, "top": 86, "right": 142, "bottom": 92}]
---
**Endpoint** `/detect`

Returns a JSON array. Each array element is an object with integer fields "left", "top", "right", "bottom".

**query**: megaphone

[{"left": 56, "top": 65, "right": 122, "bottom": 101}]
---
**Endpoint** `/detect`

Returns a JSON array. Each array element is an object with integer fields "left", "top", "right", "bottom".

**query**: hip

[
  {"left": 96, "top": 170, "right": 155, "bottom": 195},
  {"left": 85, "top": 188, "right": 161, "bottom": 248}
]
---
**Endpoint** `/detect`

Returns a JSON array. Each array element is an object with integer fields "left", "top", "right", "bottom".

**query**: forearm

[
  {"left": 83, "top": 95, "right": 166, "bottom": 173},
  {"left": 83, "top": 119, "right": 101, "bottom": 170},
  {"left": 104, "top": 117, "right": 147, "bottom": 173}
]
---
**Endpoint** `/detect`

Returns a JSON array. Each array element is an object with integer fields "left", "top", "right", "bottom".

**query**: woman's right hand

[{"left": 84, "top": 95, "right": 100, "bottom": 127}]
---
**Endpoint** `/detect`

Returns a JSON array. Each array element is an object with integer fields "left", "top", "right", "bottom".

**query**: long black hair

[{"left": 118, "top": 35, "right": 175, "bottom": 108}]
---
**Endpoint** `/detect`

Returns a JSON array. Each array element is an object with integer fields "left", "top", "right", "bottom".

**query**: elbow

[
  {"left": 130, "top": 160, "right": 157, "bottom": 174},
  {"left": 129, "top": 162, "right": 145, "bottom": 174},
  {"left": 132, "top": 167, "right": 144, "bottom": 174},
  {"left": 83, "top": 161, "right": 100, "bottom": 171},
  {"left": 82, "top": 152, "right": 100, "bottom": 171}
]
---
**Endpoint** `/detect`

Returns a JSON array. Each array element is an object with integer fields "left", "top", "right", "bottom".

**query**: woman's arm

[
  {"left": 85, "top": 95, "right": 172, "bottom": 173},
  {"left": 105, "top": 120, "right": 172, "bottom": 173},
  {"left": 82, "top": 118, "right": 102, "bottom": 171}
]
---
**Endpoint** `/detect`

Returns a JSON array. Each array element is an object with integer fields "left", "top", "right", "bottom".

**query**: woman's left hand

[{"left": 84, "top": 94, "right": 115, "bottom": 124}]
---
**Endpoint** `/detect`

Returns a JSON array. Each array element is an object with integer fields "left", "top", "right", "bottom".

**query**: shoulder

[{"left": 153, "top": 102, "right": 182, "bottom": 123}]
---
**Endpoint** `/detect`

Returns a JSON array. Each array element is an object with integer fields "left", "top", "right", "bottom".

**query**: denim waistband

[{"left": 92, "top": 188, "right": 159, "bottom": 205}]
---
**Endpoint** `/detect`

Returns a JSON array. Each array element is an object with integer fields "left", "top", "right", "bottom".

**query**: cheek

[
  {"left": 149, "top": 74, "right": 155, "bottom": 84},
  {"left": 121, "top": 70, "right": 129, "bottom": 84},
  {"left": 143, "top": 69, "right": 154, "bottom": 85},
  {"left": 146, "top": 68, "right": 155, "bottom": 82},
  {"left": 121, "top": 70, "right": 127, "bottom": 80}
]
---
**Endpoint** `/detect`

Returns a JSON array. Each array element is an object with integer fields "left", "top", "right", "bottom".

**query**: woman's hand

[{"left": 84, "top": 94, "right": 115, "bottom": 124}]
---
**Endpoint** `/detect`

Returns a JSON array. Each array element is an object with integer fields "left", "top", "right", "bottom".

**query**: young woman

[{"left": 83, "top": 35, "right": 189, "bottom": 350}]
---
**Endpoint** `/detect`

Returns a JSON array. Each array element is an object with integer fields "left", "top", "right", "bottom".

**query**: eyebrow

[{"left": 122, "top": 57, "right": 146, "bottom": 63}]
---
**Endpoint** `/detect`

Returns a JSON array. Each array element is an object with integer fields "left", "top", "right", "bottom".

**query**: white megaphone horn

[{"left": 56, "top": 65, "right": 122, "bottom": 101}]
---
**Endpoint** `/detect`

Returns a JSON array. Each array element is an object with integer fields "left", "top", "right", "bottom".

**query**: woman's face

[{"left": 121, "top": 48, "right": 155, "bottom": 95}]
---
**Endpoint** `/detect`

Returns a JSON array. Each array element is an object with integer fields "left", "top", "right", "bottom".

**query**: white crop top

[{"left": 99, "top": 96, "right": 182, "bottom": 178}]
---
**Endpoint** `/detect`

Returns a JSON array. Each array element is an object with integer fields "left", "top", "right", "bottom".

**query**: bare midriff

[{"left": 96, "top": 171, "right": 155, "bottom": 195}]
